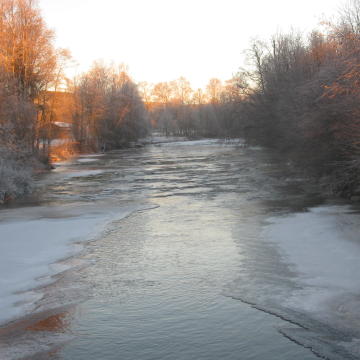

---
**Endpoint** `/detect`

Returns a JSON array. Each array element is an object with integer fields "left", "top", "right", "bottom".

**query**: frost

[{"left": 0, "top": 149, "right": 34, "bottom": 202}]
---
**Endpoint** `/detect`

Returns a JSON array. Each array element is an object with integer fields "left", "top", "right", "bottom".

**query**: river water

[{"left": 1, "top": 138, "right": 360, "bottom": 360}]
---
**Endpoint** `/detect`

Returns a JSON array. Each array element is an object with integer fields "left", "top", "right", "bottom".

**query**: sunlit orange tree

[{"left": 0, "top": 0, "right": 68, "bottom": 156}]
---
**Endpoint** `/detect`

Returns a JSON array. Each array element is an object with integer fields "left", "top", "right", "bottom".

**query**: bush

[{"left": 0, "top": 149, "right": 34, "bottom": 203}]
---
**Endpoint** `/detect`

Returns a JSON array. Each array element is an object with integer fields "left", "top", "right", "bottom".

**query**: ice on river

[
  {"left": 264, "top": 205, "right": 360, "bottom": 357},
  {"left": 227, "top": 203, "right": 360, "bottom": 359},
  {"left": 268, "top": 206, "right": 360, "bottom": 304},
  {"left": 0, "top": 204, "right": 139, "bottom": 326}
]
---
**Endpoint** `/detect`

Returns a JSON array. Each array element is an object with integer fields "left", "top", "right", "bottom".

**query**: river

[{"left": 1, "top": 138, "right": 360, "bottom": 360}]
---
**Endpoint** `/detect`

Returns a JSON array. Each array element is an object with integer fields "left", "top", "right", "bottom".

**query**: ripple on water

[{"left": 1, "top": 139, "right": 350, "bottom": 360}]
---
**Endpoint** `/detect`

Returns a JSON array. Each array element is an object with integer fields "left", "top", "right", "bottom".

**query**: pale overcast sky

[{"left": 39, "top": 0, "right": 343, "bottom": 89}]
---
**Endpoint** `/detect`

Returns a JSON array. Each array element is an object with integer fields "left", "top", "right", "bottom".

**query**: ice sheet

[
  {"left": 0, "top": 206, "right": 137, "bottom": 326},
  {"left": 265, "top": 205, "right": 360, "bottom": 333}
]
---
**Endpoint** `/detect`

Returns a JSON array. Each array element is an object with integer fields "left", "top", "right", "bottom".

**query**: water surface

[{"left": 2, "top": 139, "right": 353, "bottom": 359}]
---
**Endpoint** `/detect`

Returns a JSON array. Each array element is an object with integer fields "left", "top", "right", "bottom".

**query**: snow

[
  {"left": 53, "top": 122, "right": 72, "bottom": 128},
  {"left": 0, "top": 205, "right": 138, "bottom": 326},
  {"left": 145, "top": 136, "right": 244, "bottom": 147},
  {"left": 142, "top": 135, "right": 188, "bottom": 144},
  {"left": 76, "top": 158, "right": 100, "bottom": 163},
  {"left": 163, "top": 139, "right": 223, "bottom": 147},
  {"left": 265, "top": 205, "right": 360, "bottom": 330},
  {"left": 53, "top": 168, "right": 106, "bottom": 178},
  {"left": 78, "top": 153, "right": 105, "bottom": 159}
]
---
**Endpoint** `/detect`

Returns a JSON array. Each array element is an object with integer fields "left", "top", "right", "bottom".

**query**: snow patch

[
  {"left": 163, "top": 139, "right": 222, "bottom": 147},
  {"left": 76, "top": 158, "right": 100, "bottom": 163}
]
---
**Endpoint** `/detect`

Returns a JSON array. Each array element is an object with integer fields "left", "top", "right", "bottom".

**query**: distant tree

[
  {"left": 192, "top": 88, "right": 207, "bottom": 105},
  {"left": 170, "top": 77, "right": 193, "bottom": 104},
  {"left": 138, "top": 81, "right": 154, "bottom": 105},
  {"left": 72, "top": 63, "right": 149, "bottom": 151},
  {"left": 339, "top": 0, "right": 360, "bottom": 35},
  {"left": 152, "top": 82, "right": 172, "bottom": 104},
  {"left": 206, "top": 78, "right": 223, "bottom": 104}
]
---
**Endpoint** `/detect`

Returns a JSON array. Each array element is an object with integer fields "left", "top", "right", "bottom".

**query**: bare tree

[
  {"left": 206, "top": 78, "right": 223, "bottom": 104},
  {"left": 170, "top": 77, "right": 193, "bottom": 105},
  {"left": 152, "top": 82, "right": 172, "bottom": 104},
  {"left": 72, "top": 63, "right": 149, "bottom": 151}
]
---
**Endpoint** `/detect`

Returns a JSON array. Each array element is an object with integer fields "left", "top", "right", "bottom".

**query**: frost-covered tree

[{"left": 72, "top": 63, "right": 149, "bottom": 151}]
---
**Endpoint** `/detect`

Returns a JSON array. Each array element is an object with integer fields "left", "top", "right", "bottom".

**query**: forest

[{"left": 2, "top": 0, "right": 360, "bottom": 202}]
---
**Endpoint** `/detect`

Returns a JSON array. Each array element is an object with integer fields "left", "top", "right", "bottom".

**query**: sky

[{"left": 39, "top": 0, "right": 343, "bottom": 89}]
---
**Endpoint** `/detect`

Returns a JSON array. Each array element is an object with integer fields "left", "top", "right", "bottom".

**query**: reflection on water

[
  {"left": 1, "top": 139, "right": 325, "bottom": 359},
  {"left": 25, "top": 311, "right": 75, "bottom": 334}
]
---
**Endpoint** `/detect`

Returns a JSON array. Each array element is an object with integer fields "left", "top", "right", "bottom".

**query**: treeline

[
  {"left": 140, "top": 77, "right": 242, "bottom": 137},
  {"left": 3, "top": 0, "right": 360, "bottom": 201},
  {"left": 236, "top": 0, "right": 360, "bottom": 197},
  {"left": 0, "top": 0, "right": 148, "bottom": 202}
]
